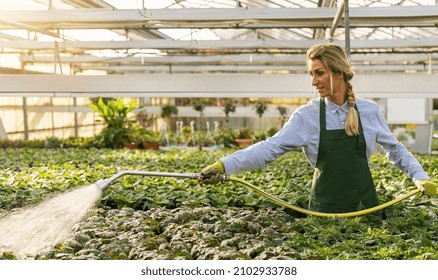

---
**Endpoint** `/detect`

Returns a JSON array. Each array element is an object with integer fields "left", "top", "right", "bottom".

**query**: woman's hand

[
  {"left": 416, "top": 180, "right": 437, "bottom": 197},
  {"left": 200, "top": 161, "right": 225, "bottom": 185}
]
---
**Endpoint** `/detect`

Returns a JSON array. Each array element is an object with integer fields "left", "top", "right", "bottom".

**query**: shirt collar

[{"left": 325, "top": 98, "right": 349, "bottom": 115}]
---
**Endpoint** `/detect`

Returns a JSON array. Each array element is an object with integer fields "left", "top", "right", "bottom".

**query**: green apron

[{"left": 309, "top": 98, "right": 378, "bottom": 213}]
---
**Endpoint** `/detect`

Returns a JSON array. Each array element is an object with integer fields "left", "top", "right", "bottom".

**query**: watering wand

[
  {"left": 95, "top": 170, "right": 206, "bottom": 191},
  {"left": 94, "top": 170, "right": 430, "bottom": 218}
]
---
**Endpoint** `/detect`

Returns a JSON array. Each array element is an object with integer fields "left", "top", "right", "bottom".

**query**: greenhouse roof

[{"left": 0, "top": 0, "right": 437, "bottom": 75}]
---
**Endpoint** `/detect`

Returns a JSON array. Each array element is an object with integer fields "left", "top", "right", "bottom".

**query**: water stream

[{"left": 0, "top": 184, "right": 102, "bottom": 259}]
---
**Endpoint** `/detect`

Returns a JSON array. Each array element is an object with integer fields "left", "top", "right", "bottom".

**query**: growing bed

[{"left": 0, "top": 148, "right": 437, "bottom": 260}]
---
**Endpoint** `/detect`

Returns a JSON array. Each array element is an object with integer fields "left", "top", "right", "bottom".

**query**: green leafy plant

[
  {"left": 140, "top": 129, "right": 159, "bottom": 144},
  {"left": 253, "top": 130, "right": 268, "bottom": 143},
  {"left": 1, "top": 148, "right": 437, "bottom": 260},
  {"left": 431, "top": 131, "right": 438, "bottom": 151},
  {"left": 89, "top": 98, "right": 138, "bottom": 148},
  {"left": 212, "top": 128, "right": 236, "bottom": 148},
  {"left": 125, "top": 124, "right": 145, "bottom": 145},
  {"left": 223, "top": 99, "right": 237, "bottom": 127},
  {"left": 234, "top": 127, "right": 254, "bottom": 148},
  {"left": 235, "top": 127, "right": 254, "bottom": 139},
  {"left": 125, "top": 124, "right": 159, "bottom": 150},
  {"left": 253, "top": 101, "right": 268, "bottom": 131},
  {"left": 44, "top": 136, "right": 63, "bottom": 149},
  {"left": 195, "top": 130, "right": 215, "bottom": 147},
  {"left": 192, "top": 100, "right": 206, "bottom": 130},
  {"left": 62, "top": 137, "right": 93, "bottom": 149},
  {"left": 161, "top": 104, "right": 178, "bottom": 127},
  {"left": 277, "top": 106, "right": 289, "bottom": 127}
]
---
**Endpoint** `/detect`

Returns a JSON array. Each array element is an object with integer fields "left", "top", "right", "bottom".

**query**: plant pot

[
  {"left": 235, "top": 138, "right": 252, "bottom": 148},
  {"left": 143, "top": 142, "right": 159, "bottom": 150},
  {"left": 123, "top": 143, "right": 138, "bottom": 150}
]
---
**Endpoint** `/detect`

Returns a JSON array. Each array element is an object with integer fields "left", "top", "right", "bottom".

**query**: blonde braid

[{"left": 345, "top": 81, "right": 359, "bottom": 136}]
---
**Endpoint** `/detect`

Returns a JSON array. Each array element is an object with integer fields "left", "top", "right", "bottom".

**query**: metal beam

[
  {"left": 16, "top": 52, "right": 438, "bottom": 75},
  {"left": 19, "top": 53, "right": 307, "bottom": 64},
  {"left": 0, "top": 104, "right": 298, "bottom": 118},
  {"left": 73, "top": 64, "right": 438, "bottom": 73},
  {"left": 329, "top": 0, "right": 345, "bottom": 39},
  {"left": 314, "top": 0, "right": 335, "bottom": 40},
  {"left": 59, "top": 0, "right": 114, "bottom": 9},
  {"left": 3, "top": 38, "right": 438, "bottom": 51},
  {"left": 0, "top": 17, "right": 63, "bottom": 39},
  {"left": 0, "top": 73, "right": 436, "bottom": 98},
  {"left": 19, "top": 53, "right": 438, "bottom": 64},
  {"left": 0, "top": 6, "right": 437, "bottom": 30},
  {"left": 78, "top": 65, "right": 307, "bottom": 73}
]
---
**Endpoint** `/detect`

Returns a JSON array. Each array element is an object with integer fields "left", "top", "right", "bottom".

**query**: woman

[{"left": 201, "top": 43, "right": 436, "bottom": 214}]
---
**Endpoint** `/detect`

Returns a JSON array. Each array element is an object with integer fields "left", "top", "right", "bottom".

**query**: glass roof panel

[{"left": 0, "top": 0, "right": 437, "bottom": 74}]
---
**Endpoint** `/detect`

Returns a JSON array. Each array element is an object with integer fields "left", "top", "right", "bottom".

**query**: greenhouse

[{"left": 0, "top": 0, "right": 437, "bottom": 266}]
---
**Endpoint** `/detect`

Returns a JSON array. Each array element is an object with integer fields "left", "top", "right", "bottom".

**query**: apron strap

[
  {"left": 320, "top": 97, "right": 364, "bottom": 149},
  {"left": 319, "top": 98, "right": 326, "bottom": 131}
]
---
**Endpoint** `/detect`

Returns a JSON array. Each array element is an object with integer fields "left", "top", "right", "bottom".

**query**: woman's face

[{"left": 308, "top": 59, "right": 345, "bottom": 104}]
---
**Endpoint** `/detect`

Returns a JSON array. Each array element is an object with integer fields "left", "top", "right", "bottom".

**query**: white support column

[
  {"left": 22, "top": 97, "right": 29, "bottom": 140},
  {"left": 73, "top": 97, "right": 79, "bottom": 137},
  {"left": 0, "top": 116, "right": 7, "bottom": 139},
  {"left": 411, "top": 123, "right": 433, "bottom": 154},
  {"left": 411, "top": 98, "right": 434, "bottom": 154}
]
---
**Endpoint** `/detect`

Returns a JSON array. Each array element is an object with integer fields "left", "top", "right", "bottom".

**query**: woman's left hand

[{"left": 416, "top": 180, "right": 437, "bottom": 197}]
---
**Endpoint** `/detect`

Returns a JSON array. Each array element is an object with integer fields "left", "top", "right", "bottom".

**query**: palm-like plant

[{"left": 89, "top": 97, "right": 138, "bottom": 148}]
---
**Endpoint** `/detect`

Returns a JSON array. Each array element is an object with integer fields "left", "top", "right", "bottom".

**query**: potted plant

[
  {"left": 214, "top": 128, "right": 236, "bottom": 148},
  {"left": 123, "top": 123, "right": 145, "bottom": 149},
  {"left": 123, "top": 131, "right": 140, "bottom": 150},
  {"left": 140, "top": 129, "right": 160, "bottom": 150},
  {"left": 89, "top": 97, "right": 138, "bottom": 149},
  {"left": 234, "top": 127, "right": 254, "bottom": 148}
]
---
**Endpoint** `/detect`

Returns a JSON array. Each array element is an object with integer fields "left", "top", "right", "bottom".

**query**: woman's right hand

[{"left": 200, "top": 161, "right": 225, "bottom": 185}]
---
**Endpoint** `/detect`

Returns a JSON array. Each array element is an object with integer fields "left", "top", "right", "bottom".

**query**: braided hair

[{"left": 307, "top": 43, "right": 359, "bottom": 136}]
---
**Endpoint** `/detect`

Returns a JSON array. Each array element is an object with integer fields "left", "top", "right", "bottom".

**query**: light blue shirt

[{"left": 221, "top": 97, "right": 429, "bottom": 183}]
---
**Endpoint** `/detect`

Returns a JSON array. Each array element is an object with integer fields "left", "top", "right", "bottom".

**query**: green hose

[
  {"left": 97, "top": 170, "right": 432, "bottom": 218},
  {"left": 228, "top": 175, "right": 422, "bottom": 217}
]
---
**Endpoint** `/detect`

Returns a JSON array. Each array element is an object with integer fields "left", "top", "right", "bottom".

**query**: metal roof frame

[{"left": 0, "top": 0, "right": 438, "bottom": 75}]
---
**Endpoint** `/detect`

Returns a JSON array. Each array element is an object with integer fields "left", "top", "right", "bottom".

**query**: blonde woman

[{"left": 201, "top": 43, "right": 436, "bottom": 214}]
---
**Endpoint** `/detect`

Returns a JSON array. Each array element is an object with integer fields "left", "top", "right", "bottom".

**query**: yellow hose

[{"left": 228, "top": 176, "right": 423, "bottom": 217}]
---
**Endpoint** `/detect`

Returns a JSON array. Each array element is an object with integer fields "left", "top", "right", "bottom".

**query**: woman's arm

[{"left": 374, "top": 105, "right": 429, "bottom": 182}]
